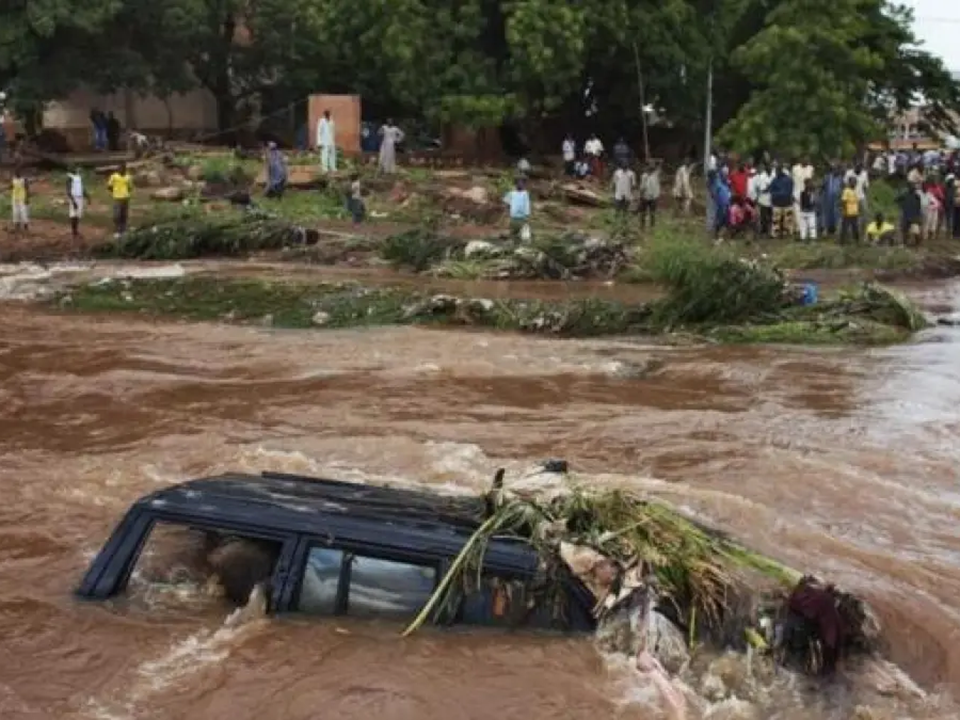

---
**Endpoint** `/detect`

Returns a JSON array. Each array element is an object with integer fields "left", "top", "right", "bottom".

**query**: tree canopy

[{"left": 1, "top": 0, "right": 957, "bottom": 156}]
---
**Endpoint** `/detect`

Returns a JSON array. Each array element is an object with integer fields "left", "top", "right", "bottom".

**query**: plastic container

[{"left": 801, "top": 281, "right": 819, "bottom": 306}]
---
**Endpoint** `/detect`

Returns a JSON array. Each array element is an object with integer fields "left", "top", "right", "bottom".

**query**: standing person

[
  {"left": 820, "top": 167, "right": 843, "bottom": 237},
  {"left": 798, "top": 179, "right": 817, "bottom": 242},
  {"left": 612, "top": 137, "right": 632, "bottom": 168},
  {"left": 839, "top": 177, "right": 860, "bottom": 244},
  {"left": 845, "top": 164, "right": 869, "bottom": 231},
  {"left": 791, "top": 158, "right": 813, "bottom": 232},
  {"left": 753, "top": 163, "right": 773, "bottom": 236},
  {"left": 106, "top": 112, "right": 121, "bottom": 152},
  {"left": 503, "top": 177, "right": 531, "bottom": 239},
  {"left": 638, "top": 162, "right": 661, "bottom": 229},
  {"left": 264, "top": 142, "right": 288, "bottom": 198},
  {"left": 897, "top": 182, "right": 922, "bottom": 246},
  {"left": 769, "top": 165, "right": 794, "bottom": 238},
  {"left": 562, "top": 134, "right": 576, "bottom": 176},
  {"left": 377, "top": 119, "right": 404, "bottom": 174},
  {"left": 921, "top": 182, "right": 940, "bottom": 242},
  {"left": 611, "top": 161, "right": 636, "bottom": 215},
  {"left": 728, "top": 163, "right": 749, "bottom": 201},
  {"left": 9, "top": 167, "right": 29, "bottom": 235},
  {"left": 107, "top": 163, "right": 132, "bottom": 237},
  {"left": 65, "top": 166, "right": 91, "bottom": 241},
  {"left": 673, "top": 158, "right": 693, "bottom": 215},
  {"left": 952, "top": 178, "right": 960, "bottom": 239},
  {"left": 584, "top": 134, "right": 604, "bottom": 179},
  {"left": 316, "top": 110, "right": 336, "bottom": 173},
  {"left": 90, "top": 109, "right": 106, "bottom": 151},
  {"left": 944, "top": 173, "right": 956, "bottom": 237},
  {"left": 709, "top": 170, "right": 731, "bottom": 239},
  {"left": 347, "top": 173, "right": 365, "bottom": 224}
]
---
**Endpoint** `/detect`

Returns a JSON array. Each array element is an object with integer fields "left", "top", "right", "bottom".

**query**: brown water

[{"left": 3, "top": 273, "right": 960, "bottom": 719}]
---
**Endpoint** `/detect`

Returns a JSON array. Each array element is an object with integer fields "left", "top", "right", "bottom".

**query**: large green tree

[
  {"left": 2, "top": 0, "right": 958, "bottom": 153},
  {"left": 717, "top": 0, "right": 960, "bottom": 160}
]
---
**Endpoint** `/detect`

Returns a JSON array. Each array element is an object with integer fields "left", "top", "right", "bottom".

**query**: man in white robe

[{"left": 316, "top": 110, "right": 336, "bottom": 173}]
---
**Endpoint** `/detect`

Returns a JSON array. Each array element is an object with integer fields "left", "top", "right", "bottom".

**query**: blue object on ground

[{"left": 801, "top": 282, "right": 819, "bottom": 306}]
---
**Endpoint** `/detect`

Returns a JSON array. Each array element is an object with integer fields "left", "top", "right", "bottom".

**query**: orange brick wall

[{"left": 308, "top": 94, "right": 360, "bottom": 154}]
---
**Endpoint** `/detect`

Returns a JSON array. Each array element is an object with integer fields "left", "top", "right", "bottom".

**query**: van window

[
  {"left": 346, "top": 555, "right": 436, "bottom": 617},
  {"left": 298, "top": 547, "right": 344, "bottom": 614},
  {"left": 129, "top": 521, "right": 280, "bottom": 610}
]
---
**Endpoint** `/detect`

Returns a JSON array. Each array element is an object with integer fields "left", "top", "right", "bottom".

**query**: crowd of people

[{"left": 704, "top": 147, "right": 960, "bottom": 245}]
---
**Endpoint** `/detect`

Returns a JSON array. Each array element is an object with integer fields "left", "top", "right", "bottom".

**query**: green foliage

[
  {"left": 645, "top": 236, "right": 787, "bottom": 325},
  {"left": 378, "top": 229, "right": 465, "bottom": 272},
  {"left": 3, "top": 0, "right": 958, "bottom": 173},
  {"left": 97, "top": 212, "right": 305, "bottom": 260},
  {"left": 200, "top": 156, "right": 253, "bottom": 186}
]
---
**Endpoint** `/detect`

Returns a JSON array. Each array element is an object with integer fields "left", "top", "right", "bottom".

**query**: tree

[{"left": 718, "top": 0, "right": 889, "bottom": 160}]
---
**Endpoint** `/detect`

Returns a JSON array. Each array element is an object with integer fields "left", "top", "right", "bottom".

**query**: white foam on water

[{"left": 109, "top": 264, "right": 186, "bottom": 280}]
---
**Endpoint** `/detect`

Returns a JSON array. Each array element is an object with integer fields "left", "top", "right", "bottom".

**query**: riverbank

[
  {"left": 4, "top": 156, "right": 960, "bottom": 285},
  {"left": 50, "top": 269, "right": 927, "bottom": 346}
]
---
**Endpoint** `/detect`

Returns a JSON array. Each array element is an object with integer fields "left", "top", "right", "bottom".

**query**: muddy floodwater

[{"left": 3, "top": 271, "right": 960, "bottom": 719}]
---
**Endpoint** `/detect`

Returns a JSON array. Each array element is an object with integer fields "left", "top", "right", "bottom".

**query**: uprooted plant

[
  {"left": 402, "top": 472, "right": 881, "bottom": 678},
  {"left": 94, "top": 209, "right": 314, "bottom": 260}
]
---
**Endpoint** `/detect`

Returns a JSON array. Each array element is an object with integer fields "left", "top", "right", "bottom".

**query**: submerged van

[{"left": 77, "top": 471, "right": 596, "bottom": 631}]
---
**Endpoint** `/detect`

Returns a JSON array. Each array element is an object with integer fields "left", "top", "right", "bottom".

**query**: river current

[{"left": 2, "top": 265, "right": 960, "bottom": 719}]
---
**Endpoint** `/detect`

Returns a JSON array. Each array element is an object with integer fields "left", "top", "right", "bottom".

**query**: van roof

[{"left": 136, "top": 471, "right": 537, "bottom": 573}]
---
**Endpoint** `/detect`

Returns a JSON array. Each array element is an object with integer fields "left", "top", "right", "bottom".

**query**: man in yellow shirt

[
  {"left": 10, "top": 167, "right": 29, "bottom": 234},
  {"left": 839, "top": 177, "right": 860, "bottom": 244},
  {"left": 107, "top": 162, "right": 132, "bottom": 237},
  {"left": 865, "top": 212, "right": 896, "bottom": 245}
]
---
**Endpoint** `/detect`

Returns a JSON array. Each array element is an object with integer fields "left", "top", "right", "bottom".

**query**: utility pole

[
  {"left": 703, "top": 57, "right": 713, "bottom": 169},
  {"left": 632, "top": 42, "right": 650, "bottom": 162}
]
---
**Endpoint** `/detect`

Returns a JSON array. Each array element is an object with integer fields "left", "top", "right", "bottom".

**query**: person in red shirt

[{"left": 728, "top": 163, "right": 749, "bottom": 200}]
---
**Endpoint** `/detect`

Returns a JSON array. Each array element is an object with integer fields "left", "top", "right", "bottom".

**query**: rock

[
  {"left": 402, "top": 294, "right": 458, "bottom": 320},
  {"left": 464, "top": 240, "right": 502, "bottom": 259},
  {"left": 186, "top": 164, "right": 204, "bottom": 181},
  {"left": 134, "top": 169, "right": 164, "bottom": 187},
  {"left": 311, "top": 311, "right": 331, "bottom": 326},
  {"left": 561, "top": 183, "right": 608, "bottom": 207},
  {"left": 461, "top": 185, "right": 489, "bottom": 204},
  {"left": 646, "top": 610, "right": 690, "bottom": 675},
  {"left": 151, "top": 186, "right": 185, "bottom": 202}
]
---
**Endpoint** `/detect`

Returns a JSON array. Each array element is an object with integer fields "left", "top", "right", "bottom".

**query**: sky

[{"left": 909, "top": 0, "right": 960, "bottom": 71}]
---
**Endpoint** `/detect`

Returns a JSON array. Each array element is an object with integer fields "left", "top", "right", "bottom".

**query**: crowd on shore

[
  {"left": 556, "top": 132, "right": 960, "bottom": 246},
  {"left": 703, "top": 148, "right": 960, "bottom": 245}
]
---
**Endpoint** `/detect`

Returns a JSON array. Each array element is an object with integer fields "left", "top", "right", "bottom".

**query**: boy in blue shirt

[{"left": 503, "top": 177, "right": 531, "bottom": 238}]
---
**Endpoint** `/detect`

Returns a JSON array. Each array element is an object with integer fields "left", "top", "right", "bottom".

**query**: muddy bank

[{"left": 48, "top": 271, "right": 927, "bottom": 346}]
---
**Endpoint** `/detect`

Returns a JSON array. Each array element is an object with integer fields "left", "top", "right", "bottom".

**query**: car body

[{"left": 77, "top": 471, "right": 596, "bottom": 631}]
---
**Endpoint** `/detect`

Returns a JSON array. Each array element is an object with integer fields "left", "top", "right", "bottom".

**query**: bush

[
  {"left": 378, "top": 229, "right": 465, "bottom": 272},
  {"left": 200, "top": 156, "right": 253, "bottom": 187},
  {"left": 646, "top": 235, "right": 786, "bottom": 325},
  {"left": 97, "top": 212, "right": 305, "bottom": 260}
]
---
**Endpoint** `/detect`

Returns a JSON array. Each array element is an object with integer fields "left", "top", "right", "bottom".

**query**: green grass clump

[
  {"left": 379, "top": 229, "right": 466, "bottom": 271},
  {"left": 200, "top": 156, "right": 253, "bottom": 186},
  {"left": 645, "top": 235, "right": 786, "bottom": 325},
  {"left": 95, "top": 211, "right": 305, "bottom": 260}
]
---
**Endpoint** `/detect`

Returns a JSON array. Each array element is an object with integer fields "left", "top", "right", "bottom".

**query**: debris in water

[{"left": 404, "top": 467, "right": 882, "bottom": 682}]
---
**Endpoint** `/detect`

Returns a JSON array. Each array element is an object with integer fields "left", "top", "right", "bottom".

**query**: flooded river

[{"left": 2, "top": 269, "right": 960, "bottom": 719}]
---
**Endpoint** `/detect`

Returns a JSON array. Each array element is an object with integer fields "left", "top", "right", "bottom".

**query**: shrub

[
  {"left": 378, "top": 229, "right": 465, "bottom": 272},
  {"left": 646, "top": 235, "right": 786, "bottom": 325}
]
